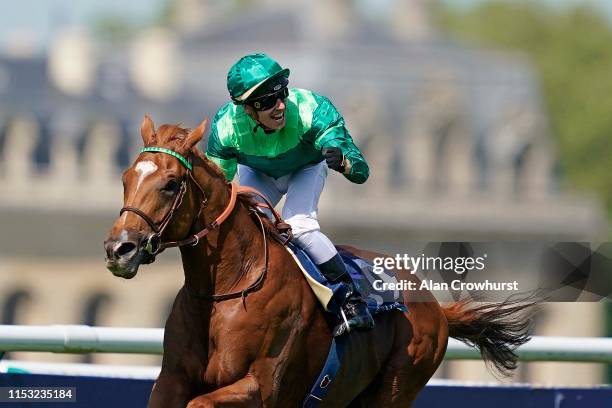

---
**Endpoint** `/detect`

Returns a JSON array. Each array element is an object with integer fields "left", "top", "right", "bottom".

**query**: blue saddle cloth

[
  {"left": 287, "top": 242, "right": 407, "bottom": 407},
  {"left": 287, "top": 242, "right": 407, "bottom": 317}
]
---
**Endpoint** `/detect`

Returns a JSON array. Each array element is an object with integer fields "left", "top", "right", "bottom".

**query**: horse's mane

[
  {"left": 199, "top": 151, "right": 282, "bottom": 240},
  {"left": 156, "top": 124, "right": 189, "bottom": 144},
  {"left": 156, "top": 124, "right": 281, "bottom": 240}
]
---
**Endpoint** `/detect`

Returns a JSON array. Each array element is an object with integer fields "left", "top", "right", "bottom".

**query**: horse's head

[{"left": 104, "top": 115, "right": 207, "bottom": 279}]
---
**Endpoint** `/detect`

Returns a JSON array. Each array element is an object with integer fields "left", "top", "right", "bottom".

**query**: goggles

[{"left": 247, "top": 87, "right": 289, "bottom": 111}]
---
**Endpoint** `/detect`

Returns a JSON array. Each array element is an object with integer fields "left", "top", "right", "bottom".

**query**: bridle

[
  {"left": 119, "top": 146, "right": 291, "bottom": 302},
  {"left": 120, "top": 147, "right": 220, "bottom": 256}
]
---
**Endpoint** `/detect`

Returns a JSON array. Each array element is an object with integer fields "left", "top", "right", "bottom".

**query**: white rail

[
  {"left": 447, "top": 337, "right": 612, "bottom": 363},
  {"left": 0, "top": 325, "right": 163, "bottom": 354},
  {"left": 1, "top": 325, "right": 611, "bottom": 363}
]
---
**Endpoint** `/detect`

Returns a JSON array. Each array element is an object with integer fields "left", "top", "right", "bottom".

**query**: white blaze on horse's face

[
  {"left": 121, "top": 160, "right": 159, "bottom": 223},
  {"left": 135, "top": 160, "right": 158, "bottom": 192}
]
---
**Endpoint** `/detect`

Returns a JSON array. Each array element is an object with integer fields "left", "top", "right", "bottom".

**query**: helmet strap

[{"left": 247, "top": 107, "right": 275, "bottom": 134}]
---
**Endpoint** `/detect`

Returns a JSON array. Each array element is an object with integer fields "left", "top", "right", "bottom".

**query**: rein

[
  {"left": 120, "top": 147, "right": 291, "bottom": 303},
  {"left": 188, "top": 208, "right": 270, "bottom": 304}
]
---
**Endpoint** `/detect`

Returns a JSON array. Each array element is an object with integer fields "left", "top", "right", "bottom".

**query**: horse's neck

[{"left": 179, "top": 163, "right": 266, "bottom": 297}]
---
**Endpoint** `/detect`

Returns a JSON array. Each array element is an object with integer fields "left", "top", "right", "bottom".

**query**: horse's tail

[{"left": 441, "top": 295, "right": 537, "bottom": 377}]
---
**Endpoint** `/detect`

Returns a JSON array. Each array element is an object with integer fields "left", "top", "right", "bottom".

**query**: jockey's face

[{"left": 244, "top": 97, "right": 287, "bottom": 131}]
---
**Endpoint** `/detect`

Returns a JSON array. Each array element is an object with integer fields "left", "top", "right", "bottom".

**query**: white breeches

[{"left": 237, "top": 161, "right": 338, "bottom": 264}]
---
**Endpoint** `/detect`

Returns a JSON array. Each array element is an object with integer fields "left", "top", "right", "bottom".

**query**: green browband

[{"left": 141, "top": 147, "right": 192, "bottom": 171}]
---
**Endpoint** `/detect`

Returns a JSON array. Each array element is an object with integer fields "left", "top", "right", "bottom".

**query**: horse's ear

[
  {"left": 141, "top": 115, "right": 156, "bottom": 146},
  {"left": 184, "top": 119, "right": 208, "bottom": 151}
]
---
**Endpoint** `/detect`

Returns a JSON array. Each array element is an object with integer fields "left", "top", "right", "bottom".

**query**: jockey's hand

[{"left": 322, "top": 147, "right": 345, "bottom": 173}]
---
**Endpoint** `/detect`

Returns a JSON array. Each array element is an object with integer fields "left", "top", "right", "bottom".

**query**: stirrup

[{"left": 339, "top": 308, "right": 351, "bottom": 335}]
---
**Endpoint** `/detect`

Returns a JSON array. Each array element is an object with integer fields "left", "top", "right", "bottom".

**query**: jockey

[{"left": 206, "top": 53, "right": 374, "bottom": 336}]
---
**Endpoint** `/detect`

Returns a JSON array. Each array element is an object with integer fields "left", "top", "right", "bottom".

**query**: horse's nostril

[{"left": 115, "top": 242, "right": 137, "bottom": 257}]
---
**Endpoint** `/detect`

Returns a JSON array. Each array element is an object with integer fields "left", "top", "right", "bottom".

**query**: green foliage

[
  {"left": 436, "top": 0, "right": 612, "bottom": 214},
  {"left": 155, "top": 0, "right": 178, "bottom": 28},
  {"left": 91, "top": 1, "right": 174, "bottom": 43}
]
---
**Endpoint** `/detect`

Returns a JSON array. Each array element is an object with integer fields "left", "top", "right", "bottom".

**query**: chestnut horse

[{"left": 104, "top": 116, "right": 533, "bottom": 407}]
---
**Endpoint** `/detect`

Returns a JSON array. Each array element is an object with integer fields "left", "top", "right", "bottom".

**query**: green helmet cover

[{"left": 227, "top": 53, "right": 290, "bottom": 103}]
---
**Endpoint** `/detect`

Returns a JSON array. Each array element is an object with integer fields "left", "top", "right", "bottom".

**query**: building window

[{"left": 1, "top": 289, "right": 32, "bottom": 360}]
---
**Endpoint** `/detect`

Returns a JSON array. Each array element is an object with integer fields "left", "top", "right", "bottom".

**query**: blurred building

[{"left": 0, "top": 0, "right": 607, "bottom": 384}]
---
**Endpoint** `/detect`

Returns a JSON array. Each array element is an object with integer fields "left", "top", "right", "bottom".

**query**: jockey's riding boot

[{"left": 317, "top": 254, "right": 375, "bottom": 337}]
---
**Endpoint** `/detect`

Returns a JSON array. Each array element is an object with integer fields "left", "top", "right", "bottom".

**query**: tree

[{"left": 436, "top": 0, "right": 612, "bottom": 215}]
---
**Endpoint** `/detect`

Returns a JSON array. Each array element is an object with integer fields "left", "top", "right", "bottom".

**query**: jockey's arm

[{"left": 314, "top": 118, "right": 369, "bottom": 184}]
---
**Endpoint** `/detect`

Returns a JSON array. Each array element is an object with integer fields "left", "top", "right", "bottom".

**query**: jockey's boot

[{"left": 317, "top": 254, "right": 375, "bottom": 337}]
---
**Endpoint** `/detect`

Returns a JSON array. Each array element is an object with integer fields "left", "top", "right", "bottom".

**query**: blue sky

[
  {"left": 1, "top": 0, "right": 611, "bottom": 53},
  {"left": 0, "top": 0, "right": 164, "bottom": 53}
]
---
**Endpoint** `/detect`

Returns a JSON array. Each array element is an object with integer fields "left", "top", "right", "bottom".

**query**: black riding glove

[{"left": 322, "top": 147, "right": 345, "bottom": 173}]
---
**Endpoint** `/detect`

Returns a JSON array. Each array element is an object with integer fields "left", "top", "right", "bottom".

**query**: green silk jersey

[{"left": 205, "top": 88, "right": 369, "bottom": 184}]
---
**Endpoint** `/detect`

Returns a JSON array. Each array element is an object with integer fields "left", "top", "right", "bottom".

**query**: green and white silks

[{"left": 206, "top": 88, "right": 369, "bottom": 184}]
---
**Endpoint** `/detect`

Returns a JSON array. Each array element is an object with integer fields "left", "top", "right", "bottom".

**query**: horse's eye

[{"left": 162, "top": 180, "right": 180, "bottom": 194}]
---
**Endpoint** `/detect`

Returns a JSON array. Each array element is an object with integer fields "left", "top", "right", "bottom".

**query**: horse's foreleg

[
  {"left": 148, "top": 372, "right": 193, "bottom": 408},
  {"left": 186, "top": 374, "right": 262, "bottom": 408}
]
